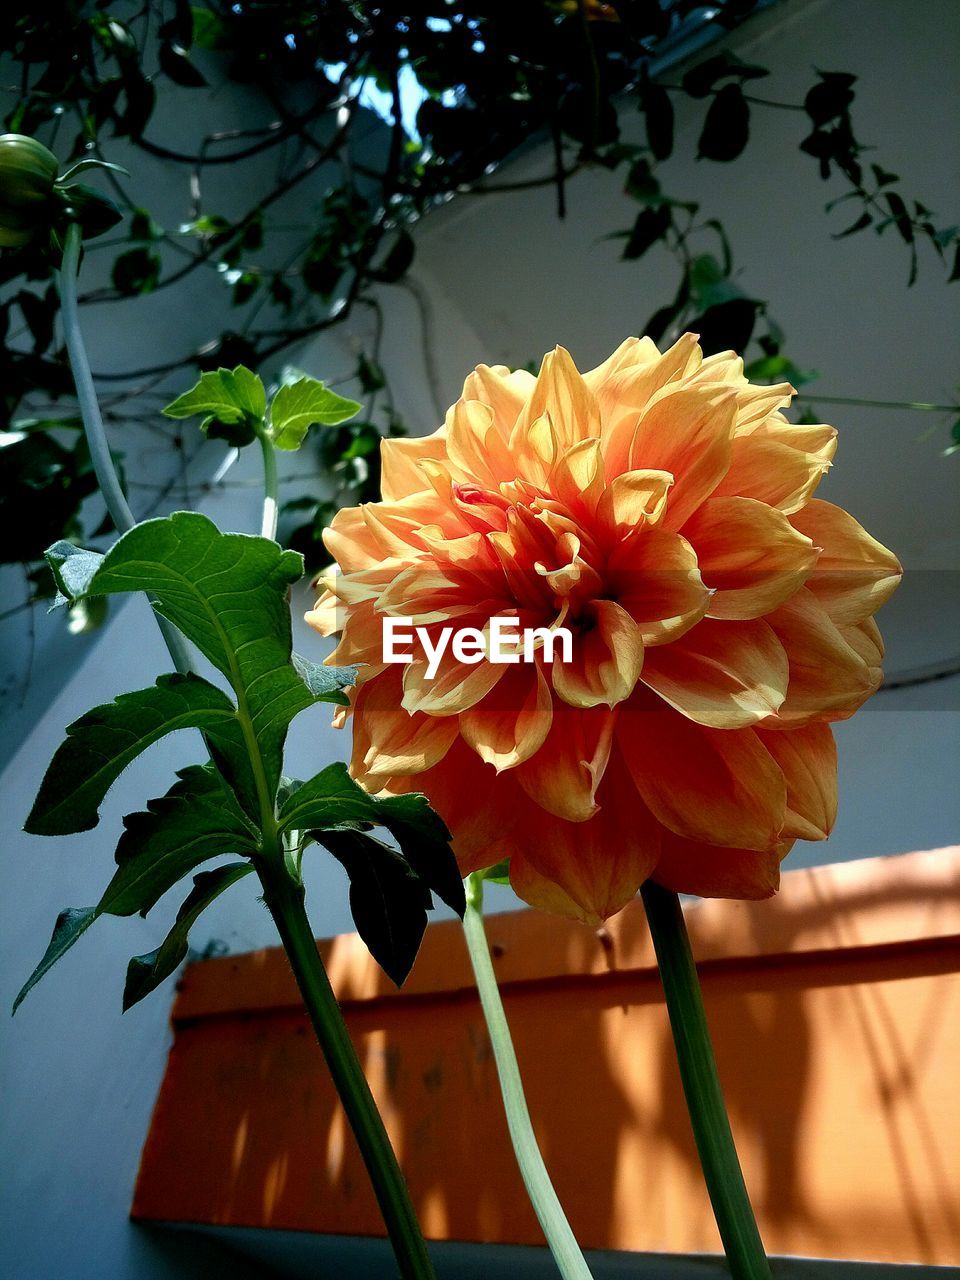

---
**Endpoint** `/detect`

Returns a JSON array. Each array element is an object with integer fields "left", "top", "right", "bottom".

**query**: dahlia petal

[
  {"left": 757, "top": 723, "right": 837, "bottom": 842},
  {"left": 748, "top": 417, "right": 838, "bottom": 462},
  {"left": 515, "top": 703, "right": 615, "bottom": 820},
  {"left": 843, "top": 615, "right": 884, "bottom": 667},
  {"left": 599, "top": 468, "right": 674, "bottom": 530},
  {"left": 583, "top": 335, "right": 657, "bottom": 390},
  {"left": 513, "top": 346, "right": 601, "bottom": 454},
  {"left": 461, "top": 364, "right": 533, "bottom": 433},
  {"left": 612, "top": 528, "right": 710, "bottom": 646},
  {"left": 460, "top": 662, "right": 553, "bottom": 771},
  {"left": 652, "top": 830, "right": 789, "bottom": 900},
  {"left": 596, "top": 333, "right": 703, "bottom": 455},
  {"left": 682, "top": 495, "right": 818, "bottom": 619},
  {"left": 711, "top": 435, "right": 835, "bottom": 515},
  {"left": 763, "top": 588, "right": 878, "bottom": 726},
  {"left": 352, "top": 668, "right": 459, "bottom": 778},
  {"left": 447, "top": 399, "right": 517, "bottom": 487},
  {"left": 551, "top": 438, "right": 606, "bottom": 517},
  {"left": 627, "top": 384, "right": 737, "bottom": 528},
  {"left": 378, "top": 564, "right": 496, "bottom": 627},
  {"left": 640, "top": 617, "right": 789, "bottom": 728},
  {"left": 508, "top": 756, "right": 661, "bottom": 923},
  {"left": 402, "top": 647, "right": 507, "bottom": 716},
  {"left": 380, "top": 430, "right": 449, "bottom": 501},
  {"left": 619, "top": 703, "right": 787, "bottom": 850},
  {"left": 304, "top": 588, "right": 342, "bottom": 638},
  {"left": 553, "top": 599, "right": 644, "bottom": 708},
  {"left": 383, "top": 741, "right": 511, "bottom": 875},
  {"left": 789, "top": 498, "right": 902, "bottom": 626},
  {"left": 326, "top": 598, "right": 387, "bottom": 667}
]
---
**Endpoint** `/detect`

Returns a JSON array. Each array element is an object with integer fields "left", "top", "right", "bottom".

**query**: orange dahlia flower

[{"left": 307, "top": 336, "right": 901, "bottom": 923}]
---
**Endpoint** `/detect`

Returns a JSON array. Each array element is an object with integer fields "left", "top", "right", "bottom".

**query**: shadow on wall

[{"left": 131, "top": 853, "right": 960, "bottom": 1266}]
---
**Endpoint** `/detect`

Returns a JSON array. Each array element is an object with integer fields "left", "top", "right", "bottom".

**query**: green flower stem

[
  {"left": 56, "top": 220, "right": 437, "bottom": 1279},
  {"left": 463, "top": 874, "right": 595, "bottom": 1280},
  {"left": 261, "top": 861, "right": 437, "bottom": 1280},
  {"left": 640, "top": 881, "right": 772, "bottom": 1280},
  {"left": 57, "top": 220, "right": 193, "bottom": 677},
  {"left": 258, "top": 427, "right": 279, "bottom": 541}
]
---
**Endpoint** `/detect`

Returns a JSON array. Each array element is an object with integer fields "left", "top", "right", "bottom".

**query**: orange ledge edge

[{"left": 132, "top": 847, "right": 960, "bottom": 1265}]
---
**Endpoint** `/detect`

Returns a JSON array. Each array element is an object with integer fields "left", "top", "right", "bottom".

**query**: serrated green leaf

[
  {"left": 277, "top": 762, "right": 464, "bottom": 916},
  {"left": 45, "top": 541, "right": 103, "bottom": 609},
  {"left": 122, "top": 862, "right": 253, "bottom": 1011},
  {"left": 48, "top": 513, "right": 318, "bottom": 819},
  {"left": 25, "top": 673, "right": 239, "bottom": 836},
  {"left": 12, "top": 907, "right": 97, "bottom": 1014},
  {"left": 316, "top": 830, "right": 431, "bottom": 986},
  {"left": 269, "top": 376, "right": 360, "bottom": 450},
  {"left": 163, "top": 366, "right": 266, "bottom": 429},
  {"left": 104, "top": 764, "right": 257, "bottom": 916},
  {"left": 291, "top": 653, "right": 357, "bottom": 705}
]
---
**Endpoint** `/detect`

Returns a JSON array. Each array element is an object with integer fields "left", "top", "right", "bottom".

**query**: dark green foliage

[
  {"left": 18, "top": 512, "right": 460, "bottom": 1009},
  {"left": 3, "top": 0, "right": 957, "bottom": 593}
]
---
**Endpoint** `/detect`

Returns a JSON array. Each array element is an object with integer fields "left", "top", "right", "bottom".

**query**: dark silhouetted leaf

[
  {"left": 159, "top": 41, "right": 208, "bottom": 88},
  {"left": 698, "top": 85, "right": 749, "bottom": 162},
  {"left": 316, "top": 830, "right": 432, "bottom": 986},
  {"left": 833, "top": 211, "right": 872, "bottom": 239},
  {"left": 623, "top": 205, "right": 670, "bottom": 259},
  {"left": 278, "top": 761, "right": 463, "bottom": 916},
  {"left": 111, "top": 247, "right": 161, "bottom": 295},
  {"left": 689, "top": 297, "right": 759, "bottom": 357},
  {"left": 123, "top": 863, "right": 252, "bottom": 1010}
]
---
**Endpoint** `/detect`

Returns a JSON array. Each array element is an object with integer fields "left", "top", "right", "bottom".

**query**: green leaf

[
  {"left": 480, "top": 858, "right": 511, "bottom": 886},
  {"left": 12, "top": 907, "right": 97, "bottom": 1015},
  {"left": 163, "top": 366, "right": 267, "bottom": 431},
  {"left": 291, "top": 653, "right": 357, "bottom": 705},
  {"left": 269, "top": 376, "right": 360, "bottom": 451},
  {"left": 111, "top": 246, "right": 162, "bottom": 295},
  {"left": 48, "top": 513, "right": 317, "bottom": 819},
  {"left": 698, "top": 85, "right": 750, "bottom": 162},
  {"left": 277, "top": 762, "right": 464, "bottom": 916},
  {"left": 159, "top": 39, "right": 208, "bottom": 88},
  {"left": 622, "top": 205, "right": 671, "bottom": 260},
  {"left": 104, "top": 764, "right": 256, "bottom": 917},
  {"left": 25, "top": 673, "right": 239, "bottom": 837},
  {"left": 316, "top": 831, "right": 432, "bottom": 986},
  {"left": 123, "top": 863, "right": 252, "bottom": 1011},
  {"left": 45, "top": 540, "right": 103, "bottom": 608}
]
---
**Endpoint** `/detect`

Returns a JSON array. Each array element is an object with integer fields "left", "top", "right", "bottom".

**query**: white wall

[{"left": 2, "top": 1, "right": 958, "bottom": 1276}]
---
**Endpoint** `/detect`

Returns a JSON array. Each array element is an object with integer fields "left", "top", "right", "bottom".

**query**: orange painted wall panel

[{"left": 133, "top": 849, "right": 960, "bottom": 1265}]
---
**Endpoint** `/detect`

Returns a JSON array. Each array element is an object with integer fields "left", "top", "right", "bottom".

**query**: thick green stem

[
  {"left": 463, "top": 874, "right": 594, "bottom": 1280},
  {"left": 261, "top": 863, "right": 437, "bottom": 1280},
  {"left": 641, "top": 881, "right": 772, "bottom": 1280},
  {"left": 57, "top": 221, "right": 193, "bottom": 677},
  {"left": 258, "top": 428, "right": 279, "bottom": 541}
]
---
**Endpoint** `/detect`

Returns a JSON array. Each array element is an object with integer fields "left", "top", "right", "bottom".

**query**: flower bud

[{"left": 0, "top": 134, "right": 59, "bottom": 248}]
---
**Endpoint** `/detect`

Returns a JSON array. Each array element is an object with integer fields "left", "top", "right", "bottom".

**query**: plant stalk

[
  {"left": 57, "top": 219, "right": 436, "bottom": 1279},
  {"left": 641, "top": 881, "right": 772, "bottom": 1280},
  {"left": 462, "top": 874, "right": 594, "bottom": 1280},
  {"left": 258, "top": 427, "right": 279, "bottom": 540},
  {"left": 261, "top": 864, "right": 437, "bottom": 1280},
  {"left": 57, "top": 221, "right": 193, "bottom": 676}
]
